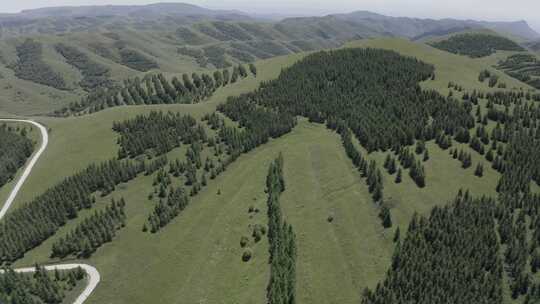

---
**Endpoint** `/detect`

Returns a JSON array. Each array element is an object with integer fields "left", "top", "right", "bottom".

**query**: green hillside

[
  {"left": 0, "top": 4, "right": 538, "bottom": 116},
  {"left": 0, "top": 36, "right": 538, "bottom": 304},
  {"left": 496, "top": 53, "right": 540, "bottom": 89},
  {"left": 2, "top": 4, "right": 540, "bottom": 304},
  {"left": 430, "top": 32, "right": 525, "bottom": 58}
]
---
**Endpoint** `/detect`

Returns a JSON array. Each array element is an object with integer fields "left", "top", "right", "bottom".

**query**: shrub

[
  {"left": 242, "top": 248, "right": 253, "bottom": 262},
  {"left": 240, "top": 236, "right": 249, "bottom": 248}
]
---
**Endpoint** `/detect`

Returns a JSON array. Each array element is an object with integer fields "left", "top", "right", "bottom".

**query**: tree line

[
  {"left": 497, "top": 53, "right": 540, "bottom": 90},
  {"left": 334, "top": 124, "right": 392, "bottom": 228},
  {"left": 431, "top": 33, "right": 524, "bottom": 58},
  {"left": 55, "top": 43, "right": 113, "bottom": 91},
  {"left": 113, "top": 111, "right": 207, "bottom": 158},
  {"left": 51, "top": 198, "right": 127, "bottom": 259},
  {"left": 11, "top": 39, "right": 67, "bottom": 90},
  {"left": 266, "top": 154, "right": 297, "bottom": 304},
  {"left": 0, "top": 125, "right": 34, "bottom": 188},
  {"left": 217, "top": 97, "right": 296, "bottom": 154},
  {"left": 54, "top": 63, "right": 252, "bottom": 116},
  {"left": 144, "top": 186, "right": 189, "bottom": 233},
  {"left": 0, "top": 158, "right": 145, "bottom": 263},
  {"left": 0, "top": 264, "right": 86, "bottom": 304}
]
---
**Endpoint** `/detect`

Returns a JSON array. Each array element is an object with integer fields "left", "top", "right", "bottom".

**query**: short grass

[
  {"left": 16, "top": 121, "right": 372, "bottom": 304},
  {"left": 368, "top": 141, "right": 499, "bottom": 228},
  {"left": 4, "top": 38, "right": 532, "bottom": 304},
  {"left": 8, "top": 52, "right": 305, "bottom": 207},
  {"left": 278, "top": 122, "right": 393, "bottom": 304}
]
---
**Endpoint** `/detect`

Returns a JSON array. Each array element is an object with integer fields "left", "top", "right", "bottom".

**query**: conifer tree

[{"left": 395, "top": 168, "right": 402, "bottom": 183}]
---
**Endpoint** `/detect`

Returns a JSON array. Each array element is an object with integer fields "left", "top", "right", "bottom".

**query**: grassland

[{"left": 4, "top": 38, "right": 536, "bottom": 304}]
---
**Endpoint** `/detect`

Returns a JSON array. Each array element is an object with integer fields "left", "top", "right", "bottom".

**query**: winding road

[{"left": 0, "top": 119, "right": 100, "bottom": 304}]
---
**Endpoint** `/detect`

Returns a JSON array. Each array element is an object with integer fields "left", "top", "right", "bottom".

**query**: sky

[{"left": 2, "top": 0, "right": 540, "bottom": 32}]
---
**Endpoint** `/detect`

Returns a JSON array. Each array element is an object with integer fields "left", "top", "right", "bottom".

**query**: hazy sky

[{"left": 2, "top": 0, "right": 540, "bottom": 32}]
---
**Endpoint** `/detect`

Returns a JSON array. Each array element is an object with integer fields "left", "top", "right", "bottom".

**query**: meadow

[{"left": 2, "top": 37, "right": 536, "bottom": 303}]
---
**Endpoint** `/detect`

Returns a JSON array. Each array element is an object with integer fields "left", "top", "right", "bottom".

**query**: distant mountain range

[
  {"left": 0, "top": 3, "right": 538, "bottom": 41},
  {"left": 331, "top": 11, "right": 539, "bottom": 41},
  {"left": 3, "top": 3, "right": 245, "bottom": 19}
]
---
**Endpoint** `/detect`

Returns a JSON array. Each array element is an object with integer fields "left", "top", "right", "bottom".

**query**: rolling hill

[
  {"left": 1, "top": 3, "right": 540, "bottom": 304},
  {"left": 0, "top": 35, "right": 538, "bottom": 303},
  {"left": 0, "top": 3, "right": 538, "bottom": 116}
]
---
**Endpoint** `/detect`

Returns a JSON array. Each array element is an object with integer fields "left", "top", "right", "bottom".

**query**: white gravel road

[{"left": 0, "top": 118, "right": 101, "bottom": 304}]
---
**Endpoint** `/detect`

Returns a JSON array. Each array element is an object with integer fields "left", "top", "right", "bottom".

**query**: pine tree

[
  {"left": 395, "top": 168, "right": 402, "bottom": 183},
  {"left": 249, "top": 63, "right": 257, "bottom": 76},
  {"left": 423, "top": 149, "right": 429, "bottom": 162},
  {"left": 462, "top": 153, "right": 472, "bottom": 169},
  {"left": 393, "top": 227, "right": 400, "bottom": 242},
  {"left": 474, "top": 163, "right": 484, "bottom": 177},
  {"left": 388, "top": 158, "right": 397, "bottom": 175},
  {"left": 379, "top": 205, "right": 392, "bottom": 228}
]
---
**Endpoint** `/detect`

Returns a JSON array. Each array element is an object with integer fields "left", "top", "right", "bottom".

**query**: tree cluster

[
  {"left": 11, "top": 39, "right": 67, "bottom": 90},
  {"left": 431, "top": 33, "right": 524, "bottom": 58},
  {"left": 51, "top": 198, "right": 126, "bottom": 258},
  {"left": 0, "top": 265, "right": 86, "bottom": 304},
  {"left": 113, "top": 111, "right": 207, "bottom": 158},
  {"left": 0, "top": 125, "right": 34, "bottom": 188},
  {"left": 217, "top": 98, "right": 296, "bottom": 154},
  {"left": 335, "top": 125, "right": 392, "bottom": 227},
  {"left": 55, "top": 63, "right": 251, "bottom": 116},
  {"left": 497, "top": 54, "right": 540, "bottom": 90},
  {"left": 266, "top": 154, "right": 297, "bottom": 304},
  {"left": 55, "top": 43, "right": 113, "bottom": 91},
  {"left": 0, "top": 158, "right": 144, "bottom": 263},
  {"left": 363, "top": 192, "right": 503, "bottom": 304},
  {"left": 220, "top": 48, "right": 473, "bottom": 152},
  {"left": 118, "top": 48, "right": 158, "bottom": 72},
  {"left": 145, "top": 186, "right": 189, "bottom": 233}
]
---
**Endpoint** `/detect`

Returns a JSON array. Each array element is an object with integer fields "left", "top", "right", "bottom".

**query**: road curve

[
  {"left": 0, "top": 119, "right": 100, "bottom": 304},
  {"left": 0, "top": 119, "right": 48, "bottom": 219}
]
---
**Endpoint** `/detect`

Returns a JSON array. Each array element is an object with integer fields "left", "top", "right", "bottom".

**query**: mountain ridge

[{"left": 0, "top": 3, "right": 537, "bottom": 41}]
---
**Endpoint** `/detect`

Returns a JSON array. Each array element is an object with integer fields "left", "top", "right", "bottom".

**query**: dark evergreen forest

[
  {"left": 497, "top": 54, "right": 540, "bottom": 90},
  {"left": 55, "top": 43, "right": 113, "bottom": 91},
  {"left": 362, "top": 192, "right": 503, "bottom": 304},
  {"left": 0, "top": 265, "right": 86, "bottom": 304},
  {"left": 0, "top": 159, "right": 145, "bottom": 263},
  {"left": 51, "top": 198, "right": 127, "bottom": 258},
  {"left": 0, "top": 125, "right": 34, "bottom": 188},
  {"left": 219, "top": 48, "right": 473, "bottom": 152},
  {"left": 266, "top": 154, "right": 296, "bottom": 304},
  {"left": 431, "top": 33, "right": 524, "bottom": 58},
  {"left": 113, "top": 111, "right": 207, "bottom": 158},
  {"left": 11, "top": 39, "right": 67, "bottom": 90}
]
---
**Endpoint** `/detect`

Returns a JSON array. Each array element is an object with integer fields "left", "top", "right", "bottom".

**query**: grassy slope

[
  {"left": 0, "top": 30, "right": 207, "bottom": 116},
  {"left": 279, "top": 123, "right": 394, "bottom": 303},
  {"left": 7, "top": 52, "right": 306, "bottom": 206},
  {"left": 6, "top": 38, "right": 532, "bottom": 304},
  {"left": 419, "top": 28, "right": 526, "bottom": 44}
]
